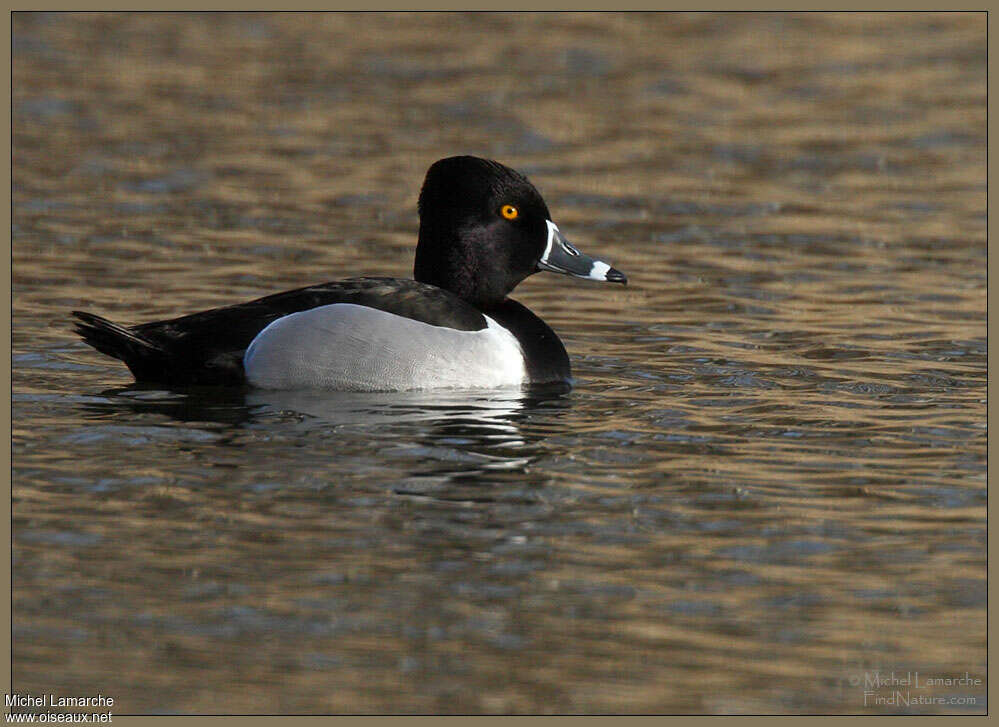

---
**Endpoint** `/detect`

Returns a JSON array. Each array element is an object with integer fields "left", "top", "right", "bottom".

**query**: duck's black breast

[
  {"left": 127, "top": 277, "right": 488, "bottom": 385},
  {"left": 487, "top": 298, "right": 570, "bottom": 384}
]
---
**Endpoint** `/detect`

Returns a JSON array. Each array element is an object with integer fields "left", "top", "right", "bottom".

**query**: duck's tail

[{"left": 72, "top": 311, "right": 165, "bottom": 381}]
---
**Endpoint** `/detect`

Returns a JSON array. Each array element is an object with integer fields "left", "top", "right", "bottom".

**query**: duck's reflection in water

[
  {"left": 248, "top": 385, "right": 571, "bottom": 487},
  {"left": 83, "top": 382, "right": 572, "bottom": 490},
  {"left": 250, "top": 386, "right": 559, "bottom": 435}
]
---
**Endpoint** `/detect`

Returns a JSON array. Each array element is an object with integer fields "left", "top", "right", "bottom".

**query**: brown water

[{"left": 12, "top": 12, "right": 986, "bottom": 714}]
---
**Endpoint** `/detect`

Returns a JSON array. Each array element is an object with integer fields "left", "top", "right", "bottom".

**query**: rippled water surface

[{"left": 13, "top": 12, "right": 986, "bottom": 714}]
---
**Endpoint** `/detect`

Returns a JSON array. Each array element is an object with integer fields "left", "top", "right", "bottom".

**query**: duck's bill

[{"left": 537, "top": 221, "right": 627, "bottom": 284}]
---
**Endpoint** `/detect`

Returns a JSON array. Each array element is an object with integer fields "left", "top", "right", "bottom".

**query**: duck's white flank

[{"left": 243, "top": 303, "right": 527, "bottom": 391}]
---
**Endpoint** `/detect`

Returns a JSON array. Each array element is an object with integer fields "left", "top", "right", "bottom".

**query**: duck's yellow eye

[{"left": 500, "top": 204, "right": 519, "bottom": 220}]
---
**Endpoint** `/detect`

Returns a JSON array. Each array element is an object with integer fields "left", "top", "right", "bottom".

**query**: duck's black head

[{"left": 414, "top": 156, "right": 626, "bottom": 309}]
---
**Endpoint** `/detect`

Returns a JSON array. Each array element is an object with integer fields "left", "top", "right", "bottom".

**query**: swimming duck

[{"left": 72, "top": 156, "right": 626, "bottom": 390}]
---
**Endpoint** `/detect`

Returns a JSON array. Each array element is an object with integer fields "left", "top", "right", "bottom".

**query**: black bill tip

[{"left": 605, "top": 267, "right": 628, "bottom": 285}]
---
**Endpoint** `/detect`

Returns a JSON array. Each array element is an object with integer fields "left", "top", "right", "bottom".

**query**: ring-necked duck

[{"left": 73, "top": 155, "right": 626, "bottom": 391}]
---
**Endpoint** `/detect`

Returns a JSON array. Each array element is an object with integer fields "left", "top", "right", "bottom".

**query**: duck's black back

[{"left": 73, "top": 278, "right": 487, "bottom": 386}]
